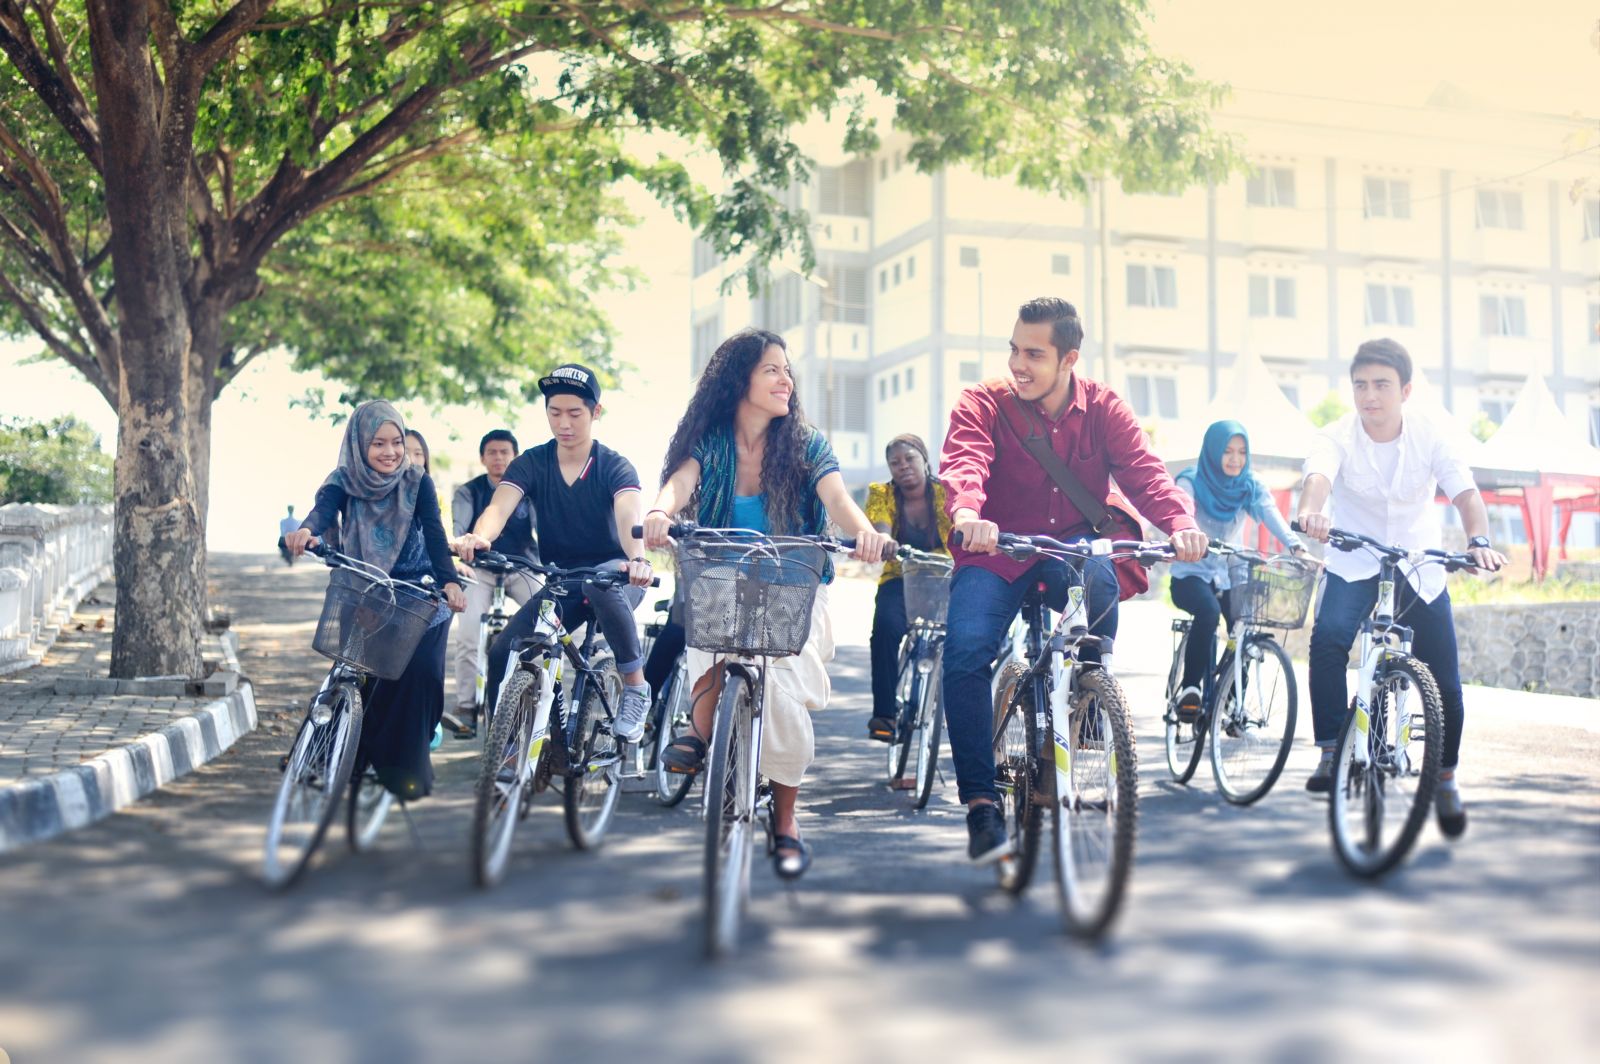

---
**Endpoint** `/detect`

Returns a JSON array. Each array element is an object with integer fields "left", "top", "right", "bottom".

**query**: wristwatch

[{"left": 1467, "top": 535, "right": 1491, "bottom": 550}]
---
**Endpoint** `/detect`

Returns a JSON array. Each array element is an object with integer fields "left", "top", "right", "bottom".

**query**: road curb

[{"left": 0, "top": 682, "right": 258, "bottom": 853}]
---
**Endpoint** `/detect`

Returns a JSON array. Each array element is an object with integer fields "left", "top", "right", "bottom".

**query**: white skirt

[{"left": 684, "top": 585, "right": 833, "bottom": 788}]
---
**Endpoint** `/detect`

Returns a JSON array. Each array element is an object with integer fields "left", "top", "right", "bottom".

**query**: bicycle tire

[
  {"left": 346, "top": 769, "right": 393, "bottom": 853},
  {"left": 652, "top": 654, "right": 695, "bottom": 807},
  {"left": 564, "top": 658, "right": 624, "bottom": 850},
  {"left": 1210, "top": 637, "right": 1297, "bottom": 805},
  {"left": 1163, "top": 627, "right": 1206, "bottom": 783},
  {"left": 887, "top": 636, "right": 916, "bottom": 784},
  {"left": 991, "top": 661, "right": 1041, "bottom": 895},
  {"left": 263, "top": 682, "right": 364, "bottom": 890},
  {"left": 1329, "top": 653, "right": 1443, "bottom": 879},
  {"left": 911, "top": 643, "right": 945, "bottom": 811},
  {"left": 470, "top": 669, "right": 538, "bottom": 888},
  {"left": 1052, "top": 668, "right": 1138, "bottom": 939},
  {"left": 704, "top": 667, "right": 757, "bottom": 959}
]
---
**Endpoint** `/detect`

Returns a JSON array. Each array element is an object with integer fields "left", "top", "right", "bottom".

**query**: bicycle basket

[
  {"left": 312, "top": 566, "right": 437, "bottom": 679},
  {"left": 676, "top": 538, "right": 825, "bottom": 657},
  {"left": 900, "top": 554, "right": 953, "bottom": 626},
  {"left": 1227, "top": 552, "right": 1316, "bottom": 630}
]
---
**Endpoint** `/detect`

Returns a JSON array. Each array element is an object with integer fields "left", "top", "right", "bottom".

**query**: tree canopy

[{"left": 0, "top": 415, "right": 112, "bottom": 504}]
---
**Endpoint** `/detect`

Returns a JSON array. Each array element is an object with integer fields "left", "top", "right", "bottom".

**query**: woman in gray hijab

[{"left": 284, "top": 400, "right": 466, "bottom": 800}]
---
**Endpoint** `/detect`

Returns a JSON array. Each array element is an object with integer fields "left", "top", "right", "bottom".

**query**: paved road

[{"left": 2, "top": 554, "right": 1596, "bottom": 1063}]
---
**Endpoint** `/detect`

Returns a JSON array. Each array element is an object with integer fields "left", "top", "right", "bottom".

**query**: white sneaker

[{"left": 613, "top": 684, "right": 651, "bottom": 744}]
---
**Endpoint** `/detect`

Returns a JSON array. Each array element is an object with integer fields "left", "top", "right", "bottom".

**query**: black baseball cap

[{"left": 538, "top": 363, "right": 602, "bottom": 403}]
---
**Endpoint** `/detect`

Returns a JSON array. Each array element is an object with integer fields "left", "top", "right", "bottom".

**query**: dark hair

[
  {"left": 660, "top": 329, "right": 814, "bottom": 535},
  {"left": 404, "top": 429, "right": 431, "bottom": 473},
  {"left": 478, "top": 429, "right": 519, "bottom": 457},
  {"left": 544, "top": 392, "right": 598, "bottom": 413},
  {"left": 884, "top": 433, "right": 940, "bottom": 543},
  {"left": 1350, "top": 338, "right": 1412, "bottom": 386},
  {"left": 1017, "top": 296, "right": 1084, "bottom": 358}
]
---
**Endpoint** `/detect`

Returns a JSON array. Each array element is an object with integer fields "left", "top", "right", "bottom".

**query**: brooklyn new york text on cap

[{"left": 538, "top": 363, "right": 601, "bottom": 402}]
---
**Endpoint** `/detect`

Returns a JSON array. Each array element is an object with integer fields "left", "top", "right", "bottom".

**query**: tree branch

[
  {"left": 0, "top": 267, "right": 114, "bottom": 406},
  {"left": 0, "top": 0, "right": 103, "bottom": 171}
]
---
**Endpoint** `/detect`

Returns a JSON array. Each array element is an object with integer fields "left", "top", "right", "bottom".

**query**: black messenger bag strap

[{"left": 1003, "top": 389, "right": 1112, "bottom": 535}]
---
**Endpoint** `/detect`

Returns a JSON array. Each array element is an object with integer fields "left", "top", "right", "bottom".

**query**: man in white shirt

[{"left": 1296, "top": 339, "right": 1506, "bottom": 837}]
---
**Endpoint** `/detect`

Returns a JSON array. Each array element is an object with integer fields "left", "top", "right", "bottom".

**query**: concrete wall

[
  {"left": 1456, "top": 601, "right": 1600, "bottom": 698},
  {"left": 0, "top": 504, "right": 114, "bottom": 673}
]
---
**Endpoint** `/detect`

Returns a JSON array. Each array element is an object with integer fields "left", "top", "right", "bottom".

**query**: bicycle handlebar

[
  {"left": 949, "top": 528, "right": 1222, "bottom": 567},
  {"left": 467, "top": 548, "right": 660, "bottom": 588},
  {"left": 278, "top": 537, "right": 445, "bottom": 598},
  {"left": 1289, "top": 520, "right": 1477, "bottom": 572},
  {"left": 630, "top": 522, "right": 895, "bottom": 562}
]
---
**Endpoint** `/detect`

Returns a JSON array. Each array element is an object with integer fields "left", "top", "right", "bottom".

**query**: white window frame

[
  {"left": 1365, "top": 283, "right": 1416, "bottom": 327},
  {"left": 1247, "top": 274, "right": 1297, "bottom": 319},
  {"left": 1246, "top": 166, "right": 1296, "bottom": 208},
  {"left": 1479, "top": 293, "right": 1528, "bottom": 337},
  {"left": 1363, "top": 176, "right": 1412, "bottom": 220},
  {"left": 1127, "top": 263, "right": 1177, "bottom": 309},
  {"left": 1475, "top": 188, "right": 1525, "bottom": 231}
]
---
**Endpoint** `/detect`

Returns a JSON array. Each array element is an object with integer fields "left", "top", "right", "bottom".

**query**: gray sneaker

[
  {"left": 613, "top": 684, "right": 651, "bottom": 744},
  {"left": 1435, "top": 786, "right": 1468, "bottom": 838},
  {"left": 1305, "top": 747, "right": 1337, "bottom": 794}
]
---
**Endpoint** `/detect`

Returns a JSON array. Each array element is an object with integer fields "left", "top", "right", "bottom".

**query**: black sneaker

[
  {"left": 966, "top": 803, "right": 1012, "bottom": 865},
  {"left": 867, "top": 716, "right": 896, "bottom": 743},
  {"left": 1305, "top": 748, "right": 1336, "bottom": 794},
  {"left": 1435, "top": 787, "right": 1468, "bottom": 838}
]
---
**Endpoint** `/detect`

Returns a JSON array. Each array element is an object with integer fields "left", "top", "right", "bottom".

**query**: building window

[
  {"left": 1127, "top": 263, "right": 1177, "bottom": 308},
  {"left": 878, "top": 378, "right": 887, "bottom": 402},
  {"left": 1246, "top": 166, "right": 1296, "bottom": 208},
  {"left": 1475, "top": 189, "right": 1525, "bottom": 230},
  {"left": 1480, "top": 396, "right": 1515, "bottom": 426},
  {"left": 891, "top": 373, "right": 900, "bottom": 397},
  {"left": 906, "top": 255, "right": 916, "bottom": 280},
  {"left": 692, "top": 316, "right": 722, "bottom": 377},
  {"left": 1051, "top": 253, "right": 1071, "bottom": 275},
  {"left": 1126, "top": 373, "right": 1179, "bottom": 419},
  {"left": 1247, "top": 275, "right": 1296, "bottom": 318},
  {"left": 1588, "top": 302, "right": 1600, "bottom": 343},
  {"left": 1363, "top": 177, "right": 1412, "bottom": 220},
  {"left": 878, "top": 269, "right": 887, "bottom": 293},
  {"left": 1365, "top": 283, "right": 1416, "bottom": 327},
  {"left": 817, "top": 265, "right": 868, "bottom": 324},
  {"left": 818, "top": 160, "right": 869, "bottom": 216},
  {"left": 1479, "top": 293, "right": 1528, "bottom": 337},
  {"left": 1584, "top": 199, "right": 1600, "bottom": 240},
  {"left": 892, "top": 262, "right": 901, "bottom": 286},
  {"left": 820, "top": 374, "right": 870, "bottom": 433},
  {"left": 959, "top": 245, "right": 980, "bottom": 268},
  {"left": 905, "top": 366, "right": 915, "bottom": 391},
  {"left": 959, "top": 361, "right": 981, "bottom": 382},
  {"left": 879, "top": 159, "right": 888, "bottom": 181},
  {"left": 692, "top": 239, "right": 719, "bottom": 277},
  {"left": 761, "top": 273, "right": 803, "bottom": 332}
]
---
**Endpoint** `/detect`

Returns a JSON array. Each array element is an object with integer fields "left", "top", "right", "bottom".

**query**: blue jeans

[
  {"left": 941, "top": 551, "right": 1118, "bottom": 804},
  {"left": 1308, "top": 572, "right": 1466, "bottom": 768}
]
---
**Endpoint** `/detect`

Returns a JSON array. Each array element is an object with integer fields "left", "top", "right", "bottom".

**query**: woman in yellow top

[{"left": 865, "top": 433, "right": 952, "bottom": 742}]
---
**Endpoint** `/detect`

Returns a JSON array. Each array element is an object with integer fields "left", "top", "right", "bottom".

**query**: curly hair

[{"left": 660, "top": 328, "right": 816, "bottom": 535}]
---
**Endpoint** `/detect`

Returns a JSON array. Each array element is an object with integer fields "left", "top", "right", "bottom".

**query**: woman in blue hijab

[{"left": 1170, "top": 420, "right": 1303, "bottom": 720}]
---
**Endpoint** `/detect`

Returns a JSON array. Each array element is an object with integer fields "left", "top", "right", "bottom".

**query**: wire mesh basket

[
  {"left": 1227, "top": 551, "right": 1316, "bottom": 630},
  {"left": 312, "top": 567, "right": 437, "bottom": 679},
  {"left": 900, "top": 554, "right": 954, "bottom": 626},
  {"left": 676, "top": 537, "right": 826, "bottom": 657}
]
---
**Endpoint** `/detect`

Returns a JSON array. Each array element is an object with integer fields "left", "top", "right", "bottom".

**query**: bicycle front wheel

[
  {"left": 1210, "top": 638, "right": 1297, "bottom": 805},
  {"left": 704, "top": 667, "right": 758, "bottom": 959},
  {"left": 470, "top": 669, "right": 538, "bottom": 888},
  {"left": 991, "top": 661, "right": 1041, "bottom": 895},
  {"left": 564, "top": 659, "right": 624, "bottom": 850},
  {"left": 652, "top": 654, "right": 695, "bottom": 807},
  {"left": 887, "top": 636, "right": 916, "bottom": 784},
  {"left": 1330, "top": 653, "right": 1443, "bottom": 879},
  {"left": 346, "top": 770, "right": 393, "bottom": 853},
  {"left": 1163, "top": 629, "right": 1206, "bottom": 782},
  {"left": 1052, "top": 668, "right": 1138, "bottom": 940},
  {"left": 910, "top": 643, "right": 945, "bottom": 811},
  {"left": 263, "top": 682, "right": 364, "bottom": 889}
]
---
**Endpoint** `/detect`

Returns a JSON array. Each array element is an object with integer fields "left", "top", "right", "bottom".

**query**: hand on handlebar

[
  {"left": 1169, "top": 528, "right": 1208, "bottom": 563},
  {"left": 620, "top": 556, "right": 655, "bottom": 587},
  {"left": 444, "top": 584, "right": 467, "bottom": 612},
  {"left": 641, "top": 510, "right": 674, "bottom": 551},
  {"left": 850, "top": 528, "right": 895, "bottom": 564},
  {"left": 1467, "top": 545, "right": 1507, "bottom": 573},
  {"left": 951, "top": 508, "right": 999, "bottom": 555},
  {"left": 282, "top": 528, "right": 318, "bottom": 558},
  {"left": 454, "top": 532, "right": 491, "bottom": 564},
  {"left": 1292, "top": 514, "right": 1331, "bottom": 544}
]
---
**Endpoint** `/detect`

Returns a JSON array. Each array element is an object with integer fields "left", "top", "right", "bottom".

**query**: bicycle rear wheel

[
  {"left": 910, "top": 643, "right": 945, "bottom": 810},
  {"left": 704, "top": 667, "right": 757, "bottom": 959},
  {"left": 470, "top": 669, "right": 538, "bottom": 888},
  {"left": 1329, "top": 653, "right": 1443, "bottom": 878},
  {"left": 346, "top": 769, "right": 393, "bottom": 853},
  {"left": 1163, "top": 627, "right": 1206, "bottom": 782},
  {"left": 1052, "top": 668, "right": 1138, "bottom": 939},
  {"left": 651, "top": 654, "right": 695, "bottom": 807},
  {"left": 263, "top": 682, "right": 364, "bottom": 889},
  {"left": 887, "top": 636, "right": 916, "bottom": 784},
  {"left": 991, "top": 661, "right": 1041, "bottom": 895},
  {"left": 1210, "top": 637, "right": 1297, "bottom": 805},
  {"left": 564, "top": 659, "right": 624, "bottom": 850}
]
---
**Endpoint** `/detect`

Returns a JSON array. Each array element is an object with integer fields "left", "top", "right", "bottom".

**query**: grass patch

[{"left": 1449, "top": 577, "right": 1600, "bottom": 607}]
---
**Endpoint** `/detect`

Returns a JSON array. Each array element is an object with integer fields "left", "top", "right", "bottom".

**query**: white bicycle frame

[{"left": 1347, "top": 566, "right": 1417, "bottom": 772}]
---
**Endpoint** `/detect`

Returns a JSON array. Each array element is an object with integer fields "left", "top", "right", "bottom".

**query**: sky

[{"left": 1, "top": 0, "right": 1595, "bottom": 550}]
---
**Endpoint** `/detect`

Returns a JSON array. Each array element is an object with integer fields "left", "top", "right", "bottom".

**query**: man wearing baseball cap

[{"left": 456, "top": 362, "right": 656, "bottom": 742}]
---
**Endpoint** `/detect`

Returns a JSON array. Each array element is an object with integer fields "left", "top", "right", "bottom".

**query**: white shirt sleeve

[
  {"left": 1430, "top": 433, "right": 1477, "bottom": 501},
  {"left": 1303, "top": 427, "right": 1344, "bottom": 485}
]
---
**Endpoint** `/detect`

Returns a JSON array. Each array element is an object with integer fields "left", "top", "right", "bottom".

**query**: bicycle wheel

[
  {"left": 887, "top": 636, "right": 916, "bottom": 784},
  {"left": 470, "top": 669, "right": 538, "bottom": 888},
  {"left": 263, "top": 682, "right": 364, "bottom": 889},
  {"left": 564, "top": 659, "right": 624, "bottom": 850},
  {"left": 704, "top": 668, "right": 757, "bottom": 959},
  {"left": 991, "top": 661, "right": 1041, "bottom": 895},
  {"left": 346, "top": 769, "right": 393, "bottom": 853},
  {"left": 1052, "top": 668, "right": 1138, "bottom": 940},
  {"left": 652, "top": 654, "right": 695, "bottom": 807},
  {"left": 1163, "top": 628, "right": 1206, "bottom": 783},
  {"left": 910, "top": 643, "right": 945, "bottom": 811},
  {"left": 1329, "top": 653, "right": 1443, "bottom": 879},
  {"left": 1210, "top": 637, "right": 1297, "bottom": 805}
]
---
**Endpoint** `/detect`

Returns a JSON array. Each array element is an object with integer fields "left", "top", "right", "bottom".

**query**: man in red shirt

[{"left": 941, "top": 296, "right": 1207, "bottom": 863}]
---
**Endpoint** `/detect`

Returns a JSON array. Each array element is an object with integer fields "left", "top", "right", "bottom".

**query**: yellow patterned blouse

[{"left": 865, "top": 480, "right": 952, "bottom": 584}]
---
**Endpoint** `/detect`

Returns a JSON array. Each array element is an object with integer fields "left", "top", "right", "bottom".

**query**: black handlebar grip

[
  {"left": 949, "top": 529, "right": 964, "bottom": 548},
  {"left": 630, "top": 525, "right": 643, "bottom": 539},
  {"left": 1289, "top": 519, "right": 1305, "bottom": 533}
]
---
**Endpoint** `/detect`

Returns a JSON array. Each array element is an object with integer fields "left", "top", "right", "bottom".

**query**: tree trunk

[{"left": 89, "top": 1, "right": 205, "bottom": 678}]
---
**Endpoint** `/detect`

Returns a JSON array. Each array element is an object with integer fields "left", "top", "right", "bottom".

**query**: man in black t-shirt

[
  {"left": 456, "top": 364, "right": 656, "bottom": 742},
  {"left": 447, "top": 429, "right": 540, "bottom": 735}
]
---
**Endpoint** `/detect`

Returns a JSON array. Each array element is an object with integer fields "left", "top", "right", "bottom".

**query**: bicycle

[
  {"left": 639, "top": 594, "right": 695, "bottom": 807},
  {"left": 642, "top": 521, "right": 861, "bottom": 958},
  {"left": 466, "top": 549, "right": 658, "bottom": 888},
  {"left": 263, "top": 540, "right": 442, "bottom": 888},
  {"left": 884, "top": 547, "right": 952, "bottom": 809},
  {"left": 455, "top": 562, "right": 538, "bottom": 741},
  {"left": 975, "top": 531, "right": 1171, "bottom": 940},
  {"left": 1293, "top": 521, "right": 1475, "bottom": 878},
  {"left": 1162, "top": 547, "right": 1315, "bottom": 805}
]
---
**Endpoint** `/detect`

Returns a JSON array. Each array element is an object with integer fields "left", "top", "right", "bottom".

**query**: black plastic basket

[
  {"left": 677, "top": 537, "right": 825, "bottom": 657},
  {"left": 1227, "top": 552, "right": 1316, "bottom": 630},
  {"left": 312, "top": 567, "right": 436, "bottom": 679},
  {"left": 900, "top": 554, "right": 953, "bottom": 626}
]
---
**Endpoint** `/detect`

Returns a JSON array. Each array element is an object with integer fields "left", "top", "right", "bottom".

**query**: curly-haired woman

[{"left": 642, "top": 329, "right": 892, "bottom": 880}]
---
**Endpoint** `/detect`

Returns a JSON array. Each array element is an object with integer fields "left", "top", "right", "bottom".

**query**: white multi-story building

[{"left": 688, "top": 87, "right": 1600, "bottom": 527}]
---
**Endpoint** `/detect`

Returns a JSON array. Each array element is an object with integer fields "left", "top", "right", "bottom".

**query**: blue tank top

[{"left": 730, "top": 493, "right": 769, "bottom": 533}]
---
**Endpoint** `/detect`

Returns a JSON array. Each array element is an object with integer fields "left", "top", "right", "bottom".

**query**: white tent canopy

[
  {"left": 1402, "top": 371, "right": 1489, "bottom": 469},
  {"left": 1159, "top": 349, "right": 1318, "bottom": 472},
  {"left": 1475, "top": 372, "right": 1600, "bottom": 483}
]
